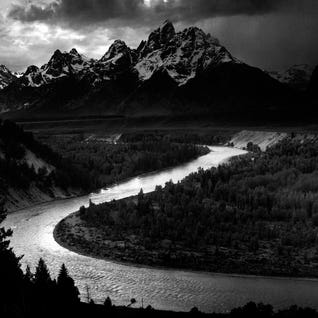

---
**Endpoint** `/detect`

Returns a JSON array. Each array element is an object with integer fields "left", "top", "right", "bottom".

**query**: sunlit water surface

[{"left": 5, "top": 147, "right": 318, "bottom": 313}]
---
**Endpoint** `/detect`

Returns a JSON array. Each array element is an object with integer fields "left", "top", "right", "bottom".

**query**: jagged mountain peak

[
  {"left": 43, "top": 48, "right": 90, "bottom": 78},
  {"left": 160, "top": 19, "right": 174, "bottom": 28},
  {"left": 140, "top": 20, "right": 176, "bottom": 57},
  {"left": 97, "top": 40, "right": 137, "bottom": 76},
  {"left": 47, "top": 48, "right": 86, "bottom": 65},
  {"left": 135, "top": 21, "right": 237, "bottom": 85},
  {"left": 19, "top": 48, "right": 91, "bottom": 88},
  {"left": 159, "top": 19, "right": 175, "bottom": 39},
  {"left": 69, "top": 48, "right": 80, "bottom": 56},
  {"left": 101, "top": 40, "right": 131, "bottom": 62},
  {"left": 54, "top": 49, "right": 62, "bottom": 55},
  {"left": 0, "top": 64, "right": 11, "bottom": 73}
]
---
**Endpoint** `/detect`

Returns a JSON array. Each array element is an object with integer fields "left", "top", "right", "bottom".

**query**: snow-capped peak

[
  {"left": 135, "top": 21, "right": 239, "bottom": 85},
  {"left": 101, "top": 40, "right": 129, "bottom": 61},
  {"left": 20, "top": 48, "right": 92, "bottom": 88},
  {"left": 139, "top": 20, "right": 176, "bottom": 58},
  {"left": 98, "top": 40, "right": 136, "bottom": 76}
]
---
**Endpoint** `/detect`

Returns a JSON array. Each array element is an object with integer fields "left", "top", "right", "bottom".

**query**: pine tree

[
  {"left": 0, "top": 200, "right": 25, "bottom": 315},
  {"left": 33, "top": 257, "right": 56, "bottom": 308},
  {"left": 34, "top": 258, "right": 52, "bottom": 287},
  {"left": 24, "top": 265, "right": 33, "bottom": 283},
  {"left": 57, "top": 263, "right": 80, "bottom": 305},
  {"left": 104, "top": 296, "right": 112, "bottom": 309}
]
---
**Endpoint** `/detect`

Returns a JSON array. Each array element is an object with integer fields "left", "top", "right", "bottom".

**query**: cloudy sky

[{"left": 1, "top": 0, "right": 318, "bottom": 72}]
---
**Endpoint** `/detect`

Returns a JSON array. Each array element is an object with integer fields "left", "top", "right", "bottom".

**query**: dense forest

[
  {"left": 40, "top": 132, "right": 210, "bottom": 189},
  {"left": 66, "top": 136, "right": 318, "bottom": 276}
]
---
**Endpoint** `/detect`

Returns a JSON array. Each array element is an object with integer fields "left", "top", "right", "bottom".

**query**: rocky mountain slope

[
  {"left": 0, "top": 65, "right": 17, "bottom": 91},
  {"left": 0, "top": 21, "right": 300, "bottom": 119}
]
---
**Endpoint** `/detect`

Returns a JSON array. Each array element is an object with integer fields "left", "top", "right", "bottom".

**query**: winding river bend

[{"left": 4, "top": 146, "right": 318, "bottom": 313}]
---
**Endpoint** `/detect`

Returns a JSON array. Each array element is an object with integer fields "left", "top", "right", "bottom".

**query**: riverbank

[
  {"left": 54, "top": 194, "right": 318, "bottom": 279},
  {"left": 42, "top": 301, "right": 318, "bottom": 318},
  {"left": 4, "top": 138, "right": 209, "bottom": 213},
  {"left": 5, "top": 185, "right": 85, "bottom": 213}
]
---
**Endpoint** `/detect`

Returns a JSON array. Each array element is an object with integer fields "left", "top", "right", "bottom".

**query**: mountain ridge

[{"left": 0, "top": 20, "right": 309, "bottom": 119}]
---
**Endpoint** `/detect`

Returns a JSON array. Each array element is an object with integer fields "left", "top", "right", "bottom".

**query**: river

[{"left": 4, "top": 146, "right": 318, "bottom": 313}]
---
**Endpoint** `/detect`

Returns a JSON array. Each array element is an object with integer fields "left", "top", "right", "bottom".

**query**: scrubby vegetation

[
  {"left": 120, "top": 130, "right": 231, "bottom": 146},
  {"left": 59, "top": 137, "right": 318, "bottom": 276}
]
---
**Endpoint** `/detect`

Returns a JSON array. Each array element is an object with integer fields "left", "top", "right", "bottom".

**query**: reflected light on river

[{"left": 5, "top": 147, "right": 318, "bottom": 313}]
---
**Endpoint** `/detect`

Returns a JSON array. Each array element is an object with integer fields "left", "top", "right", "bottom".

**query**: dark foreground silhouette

[{"left": 1, "top": 201, "right": 318, "bottom": 318}]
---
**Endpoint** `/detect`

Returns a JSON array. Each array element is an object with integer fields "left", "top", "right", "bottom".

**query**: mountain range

[{"left": 0, "top": 20, "right": 317, "bottom": 119}]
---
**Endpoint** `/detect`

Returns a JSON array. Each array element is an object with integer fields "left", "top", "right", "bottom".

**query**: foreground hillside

[
  {"left": 0, "top": 120, "right": 88, "bottom": 211},
  {"left": 0, "top": 21, "right": 300, "bottom": 119}
]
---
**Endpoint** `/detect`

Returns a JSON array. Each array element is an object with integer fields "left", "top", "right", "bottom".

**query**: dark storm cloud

[
  {"left": 9, "top": 0, "right": 145, "bottom": 25},
  {"left": 8, "top": 0, "right": 312, "bottom": 27},
  {"left": 3, "top": 0, "right": 318, "bottom": 71}
]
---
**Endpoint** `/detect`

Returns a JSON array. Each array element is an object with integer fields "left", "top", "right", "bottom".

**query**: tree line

[{"left": 41, "top": 133, "right": 209, "bottom": 190}]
